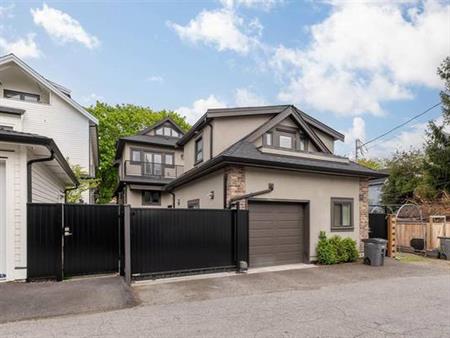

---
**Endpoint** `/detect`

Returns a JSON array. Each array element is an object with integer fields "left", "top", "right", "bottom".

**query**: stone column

[
  {"left": 225, "top": 166, "right": 247, "bottom": 209},
  {"left": 359, "top": 177, "right": 369, "bottom": 252}
]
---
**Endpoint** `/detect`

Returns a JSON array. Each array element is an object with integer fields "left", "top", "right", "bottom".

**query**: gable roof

[
  {"left": 115, "top": 135, "right": 178, "bottom": 160},
  {"left": 138, "top": 117, "right": 185, "bottom": 136},
  {"left": 177, "top": 104, "right": 344, "bottom": 146},
  {"left": 0, "top": 53, "right": 98, "bottom": 125},
  {"left": 245, "top": 106, "right": 332, "bottom": 153}
]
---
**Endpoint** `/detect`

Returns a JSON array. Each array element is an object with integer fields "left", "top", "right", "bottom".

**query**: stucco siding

[
  {"left": 172, "top": 170, "right": 224, "bottom": 209},
  {"left": 212, "top": 115, "right": 271, "bottom": 157},
  {"left": 245, "top": 167, "right": 361, "bottom": 260},
  {"left": 31, "top": 162, "right": 65, "bottom": 203},
  {"left": 313, "top": 128, "right": 335, "bottom": 153},
  {"left": 183, "top": 124, "right": 212, "bottom": 171},
  {"left": 126, "top": 186, "right": 173, "bottom": 208}
]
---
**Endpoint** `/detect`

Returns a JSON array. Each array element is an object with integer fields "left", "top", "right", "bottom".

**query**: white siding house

[{"left": 0, "top": 54, "right": 98, "bottom": 281}]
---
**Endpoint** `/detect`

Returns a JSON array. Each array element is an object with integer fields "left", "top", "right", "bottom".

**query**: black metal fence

[
  {"left": 128, "top": 208, "right": 248, "bottom": 279},
  {"left": 28, "top": 203, "right": 249, "bottom": 282},
  {"left": 27, "top": 203, "right": 63, "bottom": 280},
  {"left": 27, "top": 203, "right": 121, "bottom": 281}
]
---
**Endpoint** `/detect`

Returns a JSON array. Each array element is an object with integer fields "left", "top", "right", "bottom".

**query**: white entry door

[{"left": 0, "top": 161, "right": 6, "bottom": 279}]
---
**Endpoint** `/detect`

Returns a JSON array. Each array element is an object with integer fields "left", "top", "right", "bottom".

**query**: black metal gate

[
  {"left": 63, "top": 204, "right": 121, "bottom": 277},
  {"left": 27, "top": 203, "right": 121, "bottom": 280},
  {"left": 128, "top": 208, "right": 248, "bottom": 278},
  {"left": 369, "top": 213, "right": 388, "bottom": 239}
]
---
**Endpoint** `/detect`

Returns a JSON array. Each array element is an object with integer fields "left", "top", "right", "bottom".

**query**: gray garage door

[{"left": 249, "top": 202, "right": 305, "bottom": 267}]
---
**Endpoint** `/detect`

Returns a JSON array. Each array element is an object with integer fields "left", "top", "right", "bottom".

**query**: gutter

[
  {"left": 169, "top": 191, "right": 176, "bottom": 208},
  {"left": 228, "top": 183, "right": 274, "bottom": 208},
  {"left": 27, "top": 151, "right": 55, "bottom": 203}
]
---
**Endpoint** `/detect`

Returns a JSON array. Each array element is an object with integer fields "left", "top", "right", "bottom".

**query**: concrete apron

[{"left": 133, "top": 263, "right": 316, "bottom": 286}]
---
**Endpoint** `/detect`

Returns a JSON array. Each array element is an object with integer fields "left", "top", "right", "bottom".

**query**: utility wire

[{"left": 361, "top": 102, "right": 441, "bottom": 147}]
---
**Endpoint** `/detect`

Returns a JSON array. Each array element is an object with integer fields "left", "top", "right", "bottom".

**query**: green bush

[
  {"left": 317, "top": 231, "right": 337, "bottom": 264},
  {"left": 341, "top": 238, "right": 359, "bottom": 262},
  {"left": 316, "top": 232, "right": 359, "bottom": 264}
]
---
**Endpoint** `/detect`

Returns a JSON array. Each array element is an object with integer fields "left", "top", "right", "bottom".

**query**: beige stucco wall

[
  {"left": 125, "top": 186, "right": 173, "bottom": 208},
  {"left": 245, "top": 167, "right": 361, "bottom": 260},
  {"left": 211, "top": 115, "right": 271, "bottom": 157},
  {"left": 172, "top": 170, "right": 224, "bottom": 209},
  {"left": 313, "top": 128, "right": 335, "bottom": 153},
  {"left": 183, "top": 124, "right": 212, "bottom": 171}
]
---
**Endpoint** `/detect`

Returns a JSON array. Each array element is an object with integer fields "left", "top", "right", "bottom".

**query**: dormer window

[
  {"left": 4, "top": 89, "right": 40, "bottom": 103},
  {"left": 155, "top": 126, "right": 180, "bottom": 138},
  {"left": 264, "top": 128, "right": 308, "bottom": 152},
  {"left": 279, "top": 134, "right": 293, "bottom": 149}
]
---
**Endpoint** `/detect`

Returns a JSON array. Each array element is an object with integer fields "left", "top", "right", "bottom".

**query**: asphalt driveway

[
  {"left": 0, "top": 275, "right": 138, "bottom": 324},
  {"left": 0, "top": 258, "right": 449, "bottom": 337}
]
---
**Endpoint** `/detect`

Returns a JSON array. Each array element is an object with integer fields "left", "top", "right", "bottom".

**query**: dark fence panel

[
  {"left": 130, "top": 208, "right": 248, "bottom": 276},
  {"left": 27, "top": 203, "right": 62, "bottom": 280},
  {"left": 63, "top": 204, "right": 120, "bottom": 277},
  {"left": 369, "top": 213, "right": 388, "bottom": 239}
]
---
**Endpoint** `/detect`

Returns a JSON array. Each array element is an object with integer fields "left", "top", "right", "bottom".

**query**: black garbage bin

[{"left": 363, "top": 238, "right": 387, "bottom": 266}]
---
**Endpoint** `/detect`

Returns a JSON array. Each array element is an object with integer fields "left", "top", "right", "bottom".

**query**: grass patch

[{"left": 396, "top": 252, "right": 428, "bottom": 263}]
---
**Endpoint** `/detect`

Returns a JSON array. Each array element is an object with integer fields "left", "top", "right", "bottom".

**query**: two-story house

[
  {"left": 116, "top": 105, "right": 385, "bottom": 267},
  {"left": 0, "top": 54, "right": 98, "bottom": 281},
  {"left": 115, "top": 118, "right": 185, "bottom": 207}
]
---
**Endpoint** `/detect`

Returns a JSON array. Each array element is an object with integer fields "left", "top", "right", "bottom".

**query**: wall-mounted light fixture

[{"left": 208, "top": 191, "right": 215, "bottom": 200}]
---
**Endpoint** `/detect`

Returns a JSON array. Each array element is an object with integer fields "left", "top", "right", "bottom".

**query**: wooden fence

[{"left": 395, "top": 217, "right": 449, "bottom": 252}]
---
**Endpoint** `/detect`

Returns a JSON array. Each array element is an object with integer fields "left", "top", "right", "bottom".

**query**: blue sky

[{"left": 0, "top": 0, "right": 448, "bottom": 158}]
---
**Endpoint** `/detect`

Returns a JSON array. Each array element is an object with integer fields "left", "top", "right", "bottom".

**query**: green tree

[
  {"left": 87, "top": 102, "right": 190, "bottom": 203},
  {"left": 65, "top": 164, "right": 99, "bottom": 203},
  {"left": 381, "top": 149, "right": 424, "bottom": 205},
  {"left": 437, "top": 57, "right": 450, "bottom": 124},
  {"left": 420, "top": 57, "right": 450, "bottom": 197},
  {"left": 357, "top": 158, "right": 384, "bottom": 170}
]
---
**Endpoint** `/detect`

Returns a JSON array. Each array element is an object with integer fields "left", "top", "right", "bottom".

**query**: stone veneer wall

[
  {"left": 359, "top": 178, "right": 369, "bottom": 252},
  {"left": 225, "top": 166, "right": 247, "bottom": 209}
]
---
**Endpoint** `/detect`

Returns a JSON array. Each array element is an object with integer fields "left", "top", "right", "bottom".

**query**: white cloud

[
  {"left": 146, "top": 75, "right": 164, "bottom": 83},
  {"left": 168, "top": 8, "right": 260, "bottom": 54},
  {"left": 81, "top": 93, "right": 104, "bottom": 105},
  {"left": 0, "top": 4, "right": 14, "bottom": 18},
  {"left": 344, "top": 117, "right": 366, "bottom": 145},
  {"left": 176, "top": 95, "right": 227, "bottom": 123},
  {"left": 234, "top": 88, "right": 267, "bottom": 106},
  {"left": 272, "top": 1, "right": 449, "bottom": 116},
  {"left": 0, "top": 34, "right": 41, "bottom": 59},
  {"left": 220, "top": 0, "right": 284, "bottom": 11},
  {"left": 31, "top": 4, "right": 99, "bottom": 49}
]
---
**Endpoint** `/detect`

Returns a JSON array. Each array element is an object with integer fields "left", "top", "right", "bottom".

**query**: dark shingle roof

[
  {"left": 120, "top": 135, "right": 178, "bottom": 147},
  {"left": 115, "top": 134, "right": 178, "bottom": 160},
  {"left": 222, "top": 141, "right": 384, "bottom": 177},
  {"left": 165, "top": 140, "right": 387, "bottom": 190}
]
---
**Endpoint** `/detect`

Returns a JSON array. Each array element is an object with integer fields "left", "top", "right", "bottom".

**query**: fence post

[
  {"left": 56, "top": 203, "right": 64, "bottom": 281},
  {"left": 124, "top": 205, "right": 132, "bottom": 285},
  {"left": 387, "top": 215, "right": 396, "bottom": 257},
  {"left": 234, "top": 207, "right": 239, "bottom": 271}
]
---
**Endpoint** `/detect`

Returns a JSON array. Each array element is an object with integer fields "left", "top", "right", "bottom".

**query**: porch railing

[{"left": 123, "top": 160, "right": 184, "bottom": 180}]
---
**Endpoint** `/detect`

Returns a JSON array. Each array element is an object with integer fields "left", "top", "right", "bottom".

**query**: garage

[{"left": 248, "top": 201, "right": 307, "bottom": 268}]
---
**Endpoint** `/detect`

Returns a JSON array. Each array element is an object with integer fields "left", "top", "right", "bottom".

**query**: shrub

[
  {"left": 329, "top": 235, "right": 348, "bottom": 262},
  {"left": 316, "top": 232, "right": 359, "bottom": 264},
  {"left": 317, "top": 231, "right": 337, "bottom": 264},
  {"left": 341, "top": 238, "right": 359, "bottom": 262}
]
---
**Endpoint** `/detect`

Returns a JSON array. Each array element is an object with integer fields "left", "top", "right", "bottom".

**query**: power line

[{"left": 361, "top": 102, "right": 441, "bottom": 147}]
